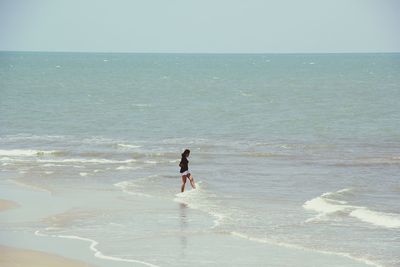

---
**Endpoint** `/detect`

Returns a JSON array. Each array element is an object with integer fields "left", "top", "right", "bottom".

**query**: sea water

[{"left": 0, "top": 52, "right": 399, "bottom": 267}]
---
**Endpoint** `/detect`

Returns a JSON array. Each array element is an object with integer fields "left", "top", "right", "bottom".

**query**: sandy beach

[
  {"left": 0, "top": 198, "right": 95, "bottom": 267},
  {"left": 0, "top": 245, "right": 94, "bottom": 267}
]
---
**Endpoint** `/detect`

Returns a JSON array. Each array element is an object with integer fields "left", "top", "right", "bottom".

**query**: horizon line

[{"left": 1, "top": 49, "right": 399, "bottom": 55}]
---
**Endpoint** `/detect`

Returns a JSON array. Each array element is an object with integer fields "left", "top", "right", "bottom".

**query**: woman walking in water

[{"left": 179, "top": 149, "right": 196, "bottom": 192}]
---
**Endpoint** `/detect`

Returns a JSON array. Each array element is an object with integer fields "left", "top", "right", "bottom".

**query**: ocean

[{"left": 0, "top": 52, "right": 399, "bottom": 267}]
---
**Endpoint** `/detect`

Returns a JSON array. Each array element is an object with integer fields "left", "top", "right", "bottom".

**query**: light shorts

[{"left": 180, "top": 171, "right": 190, "bottom": 176}]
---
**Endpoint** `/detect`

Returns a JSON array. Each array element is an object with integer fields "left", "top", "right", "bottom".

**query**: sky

[{"left": 0, "top": 0, "right": 399, "bottom": 53}]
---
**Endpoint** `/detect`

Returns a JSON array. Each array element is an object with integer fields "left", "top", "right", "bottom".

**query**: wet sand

[
  {"left": 0, "top": 198, "right": 96, "bottom": 267},
  {"left": 0, "top": 245, "right": 95, "bottom": 267}
]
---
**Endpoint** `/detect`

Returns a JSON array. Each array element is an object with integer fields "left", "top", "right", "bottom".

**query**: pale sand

[
  {"left": 0, "top": 199, "right": 19, "bottom": 211},
  {"left": 0, "top": 245, "right": 95, "bottom": 267},
  {"left": 0, "top": 200, "right": 96, "bottom": 267}
]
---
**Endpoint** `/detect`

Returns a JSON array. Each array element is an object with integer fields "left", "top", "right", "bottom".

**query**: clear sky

[{"left": 0, "top": 0, "right": 399, "bottom": 53}]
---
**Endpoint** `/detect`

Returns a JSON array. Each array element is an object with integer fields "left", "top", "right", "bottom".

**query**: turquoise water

[{"left": 0, "top": 52, "right": 399, "bottom": 267}]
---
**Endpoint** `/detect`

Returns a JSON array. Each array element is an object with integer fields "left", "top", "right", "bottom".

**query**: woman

[{"left": 179, "top": 149, "right": 196, "bottom": 192}]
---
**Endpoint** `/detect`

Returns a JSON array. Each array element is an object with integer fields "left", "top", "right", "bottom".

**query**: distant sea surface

[{"left": 1, "top": 52, "right": 399, "bottom": 267}]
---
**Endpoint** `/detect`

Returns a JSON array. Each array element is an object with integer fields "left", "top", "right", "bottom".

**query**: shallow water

[{"left": 0, "top": 52, "right": 399, "bottom": 266}]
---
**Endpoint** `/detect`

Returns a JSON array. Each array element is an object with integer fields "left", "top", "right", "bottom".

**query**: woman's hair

[{"left": 182, "top": 149, "right": 190, "bottom": 157}]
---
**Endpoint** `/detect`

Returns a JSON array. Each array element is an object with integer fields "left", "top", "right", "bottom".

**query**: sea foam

[
  {"left": 114, "top": 180, "right": 152, "bottom": 197},
  {"left": 117, "top": 143, "right": 142, "bottom": 149},
  {"left": 0, "top": 149, "right": 58, "bottom": 157},
  {"left": 304, "top": 188, "right": 400, "bottom": 229},
  {"left": 349, "top": 208, "right": 400, "bottom": 228},
  {"left": 37, "top": 158, "right": 136, "bottom": 164},
  {"left": 35, "top": 230, "right": 159, "bottom": 267},
  {"left": 230, "top": 232, "right": 383, "bottom": 267},
  {"left": 174, "top": 181, "right": 225, "bottom": 228}
]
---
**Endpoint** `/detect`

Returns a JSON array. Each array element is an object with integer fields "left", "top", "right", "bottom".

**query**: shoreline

[
  {"left": 0, "top": 197, "right": 97, "bottom": 267},
  {"left": 0, "top": 178, "right": 384, "bottom": 267}
]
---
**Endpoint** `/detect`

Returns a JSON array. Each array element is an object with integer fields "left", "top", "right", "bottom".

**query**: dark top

[{"left": 179, "top": 156, "right": 189, "bottom": 173}]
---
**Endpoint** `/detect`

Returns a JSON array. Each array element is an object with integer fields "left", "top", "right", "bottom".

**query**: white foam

[
  {"left": 0, "top": 149, "right": 58, "bottom": 157},
  {"left": 144, "top": 160, "right": 158, "bottom": 164},
  {"left": 42, "top": 163, "right": 65, "bottom": 167},
  {"left": 230, "top": 232, "right": 383, "bottom": 267},
  {"left": 79, "top": 172, "right": 89, "bottom": 177},
  {"left": 174, "top": 182, "right": 225, "bottom": 228},
  {"left": 303, "top": 196, "right": 351, "bottom": 214},
  {"left": 1, "top": 135, "right": 66, "bottom": 142},
  {"left": 0, "top": 157, "right": 31, "bottom": 163},
  {"left": 38, "top": 158, "right": 136, "bottom": 164},
  {"left": 304, "top": 188, "right": 400, "bottom": 229},
  {"left": 114, "top": 180, "right": 152, "bottom": 198},
  {"left": 303, "top": 188, "right": 354, "bottom": 216},
  {"left": 350, "top": 208, "right": 400, "bottom": 228},
  {"left": 34, "top": 230, "right": 159, "bottom": 267},
  {"left": 116, "top": 166, "right": 141, "bottom": 170},
  {"left": 117, "top": 143, "right": 141, "bottom": 149}
]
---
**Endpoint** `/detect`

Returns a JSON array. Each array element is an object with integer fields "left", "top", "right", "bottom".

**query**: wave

[
  {"left": 303, "top": 196, "right": 351, "bottom": 214},
  {"left": 0, "top": 134, "right": 67, "bottom": 141},
  {"left": 34, "top": 230, "right": 159, "bottom": 267},
  {"left": 303, "top": 188, "right": 353, "bottom": 214},
  {"left": 116, "top": 166, "right": 142, "bottom": 170},
  {"left": 114, "top": 180, "right": 152, "bottom": 198},
  {"left": 174, "top": 182, "right": 225, "bottom": 228},
  {"left": 350, "top": 208, "right": 400, "bottom": 229},
  {"left": 117, "top": 143, "right": 142, "bottom": 149},
  {"left": 230, "top": 232, "right": 383, "bottom": 267},
  {"left": 0, "top": 149, "right": 60, "bottom": 157},
  {"left": 144, "top": 160, "right": 158, "bottom": 164},
  {"left": 304, "top": 188, "right": 400, "bottom": 229},
  {"left": 42, "top": 163, "right": 66, "bottom": 167},
  {"left": 37, "top": 158, "right": 136, "bottom": 164}
]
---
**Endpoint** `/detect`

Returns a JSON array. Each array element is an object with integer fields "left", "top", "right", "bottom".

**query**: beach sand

[
  {"left": 0, "top": 245, "right": 94, "bottom": 267},
  {"left": 0, "top": 179, "right": 376, "bottom": 267},
  {"left": 0, "top": 199, "right": 96, "bottom": 267}
]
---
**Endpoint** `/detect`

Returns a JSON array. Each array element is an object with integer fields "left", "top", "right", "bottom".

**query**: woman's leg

[
  {"left": 181, "top": 175, "right": 187, "bottom": 192},
  {"left": 188, "top": 173, "right": 196, "bottom": 189}
]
